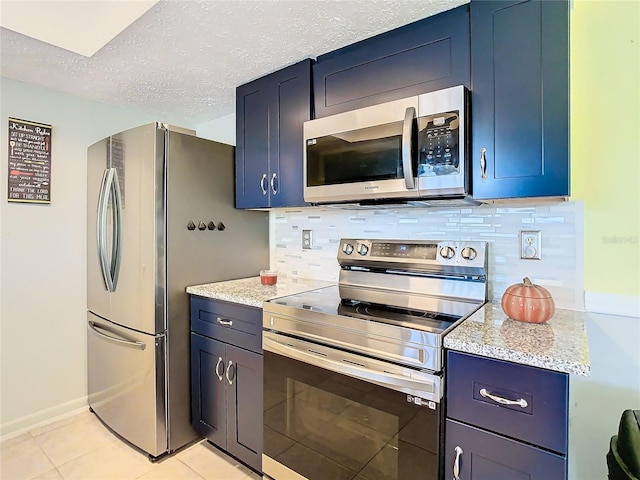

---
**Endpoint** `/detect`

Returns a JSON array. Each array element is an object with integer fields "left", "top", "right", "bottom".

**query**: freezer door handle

[
  {"left": 96, "top": 167, "right": 123, "bottom": 292},
  {"left": 88, "top": 321, "right": 146, "bottom": 350}
]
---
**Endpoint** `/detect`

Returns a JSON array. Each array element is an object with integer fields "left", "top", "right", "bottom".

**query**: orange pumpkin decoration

[{"left": 501, "top": 277, "right": 556, "bottom": 324}]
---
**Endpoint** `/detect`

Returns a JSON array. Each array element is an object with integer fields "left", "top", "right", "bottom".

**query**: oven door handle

[{"left": 263, "top": 334, "right": 439, "bottom": 400}]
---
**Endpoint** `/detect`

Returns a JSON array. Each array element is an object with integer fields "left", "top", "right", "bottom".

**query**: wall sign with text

[{"left": 8, "top": 117, "right": 52, "bottom": 204}]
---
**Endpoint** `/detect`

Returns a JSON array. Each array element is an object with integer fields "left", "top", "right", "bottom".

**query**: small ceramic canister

[{"left": 501, "top": 277, "right": 556, "bottom": 323}]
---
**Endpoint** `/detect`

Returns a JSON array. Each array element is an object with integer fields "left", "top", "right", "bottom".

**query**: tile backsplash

[{"left": 270, "top": 201, "right": 585, "bottom": 310}]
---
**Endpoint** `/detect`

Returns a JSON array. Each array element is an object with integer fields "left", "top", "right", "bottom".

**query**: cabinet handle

[
  {"left": 216, "top": 317, "right": 233, "bottom": 327},
  {"left": 479, "top": 148, "right": 487, "bottom": 179},
  {"left": 402, "top": 106, "right": 416, "bottom": 190},
  {"left": 215, "top": 357, "right": 224, "bottom": 381},
  {"left": 479, "top": 388, "right": 528, "bottom": 408},
  {"left": 225, "top": 360, "right": 235, "bottom": 385},
  {"left": 270, "top": 173, "right": 278, "bottom": 195},
  {"left": 260, "top": 174, "right": 268, "bottom": 195},
  {"left": 453, "top": 446, "right": 463, "bottom": 480}
]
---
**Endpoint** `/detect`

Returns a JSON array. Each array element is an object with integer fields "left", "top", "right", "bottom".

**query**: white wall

[
  {"left": 0, "top": 78, "right": 194, "bottom": 437},
  {"left": 196, "top": 113, "right": 236, "bottom": 146},
  {"left": 569, "top": 312, "right": 640, "bottom": 480}
]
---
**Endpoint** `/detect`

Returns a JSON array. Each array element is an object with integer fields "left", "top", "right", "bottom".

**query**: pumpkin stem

[{"left": 523, "top": 277, "right": 533, "bottom": 286}]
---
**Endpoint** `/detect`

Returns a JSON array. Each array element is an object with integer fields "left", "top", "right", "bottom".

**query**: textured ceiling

[
  {"left": 0, "top": 1, "right": 158, "bottom": 57},
  {"left": 1, "top": 0, "right": 468, "bottom": 125}
]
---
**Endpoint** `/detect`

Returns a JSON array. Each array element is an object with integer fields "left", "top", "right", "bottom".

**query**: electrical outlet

[
  {"left": 520, "top": 230, "right": 541, "bottom": 260},
  {"left": 302, "top": 229, "right": 313, "bottom": 250}
]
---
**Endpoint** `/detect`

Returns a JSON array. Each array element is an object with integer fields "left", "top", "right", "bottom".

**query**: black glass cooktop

[{"left": 267, "top": 285, "right": 481, "bottom": 335}]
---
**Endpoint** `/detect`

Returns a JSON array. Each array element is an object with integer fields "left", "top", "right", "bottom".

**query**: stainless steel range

[{"left": 262, "top": 239, "right": 488, "bottom": 480}]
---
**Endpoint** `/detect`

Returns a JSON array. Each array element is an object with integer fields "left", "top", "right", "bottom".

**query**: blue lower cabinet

[
  {"left": 447, "top": 350, "right": 568, "bottom": 454},
  {"left": 190, "top": 332, "right": 263, "bottom": 472},
  {"left": 445, "top": 419, "right": 567, "bottom": 480}
]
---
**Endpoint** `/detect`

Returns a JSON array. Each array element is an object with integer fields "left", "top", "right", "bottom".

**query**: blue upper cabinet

[
  {"left": 235, "top": 59, "right": 312, "bottom": 209},
  {"left": 313, "top": 5, "right": 470, "bottom": 118},
  {"left": 470, "top": 0, "right": 570, "bottom": 200}
]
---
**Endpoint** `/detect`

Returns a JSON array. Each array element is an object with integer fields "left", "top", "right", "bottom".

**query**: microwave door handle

[{"left": 402, "top": 106, "right": 416, "bottom": 190}]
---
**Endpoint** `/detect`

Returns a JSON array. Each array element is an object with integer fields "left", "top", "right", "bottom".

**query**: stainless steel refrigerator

[{"left": 86, "top": 122, "right": 268, "bottom": 459}]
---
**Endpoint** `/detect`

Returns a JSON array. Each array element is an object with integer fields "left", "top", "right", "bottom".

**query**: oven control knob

[
  {"left": 461, "top": 247, "right": 477, "bottom": 261},
  {"left": 342, "top": 243, "right": 354, "bottom": 255},
  {"left": 357, "top": 243, "right": 369, "bottom": 256},
  {"left": 439, "top": 246, "right": 455, "bottom": 259}
]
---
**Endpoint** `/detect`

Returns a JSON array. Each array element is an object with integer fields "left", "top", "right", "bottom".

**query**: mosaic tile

[{"left": 269, "top": 202, "right": 584, "bottom": 310}]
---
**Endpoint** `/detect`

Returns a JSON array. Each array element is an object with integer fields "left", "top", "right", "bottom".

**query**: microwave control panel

[{"left": 417, "top": 111, "right": 460, "bottom": 177}]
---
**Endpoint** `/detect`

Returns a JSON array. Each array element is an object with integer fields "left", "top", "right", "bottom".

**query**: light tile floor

[{"left": 0, "top": 411, "right": 262, "bottom": 480}]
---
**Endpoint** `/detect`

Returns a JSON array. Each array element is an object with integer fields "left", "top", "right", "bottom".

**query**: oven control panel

[{"left": 338, "top": 238, "right": 487, "bottom": 268}]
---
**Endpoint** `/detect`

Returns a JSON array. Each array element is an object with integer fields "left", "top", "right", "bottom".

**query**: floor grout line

[
  {"left": 175, "top": 458, "right": 208, "bottom": 480},
  {"left": 3, "top": 410, "right": 265, "bottom": 480}
]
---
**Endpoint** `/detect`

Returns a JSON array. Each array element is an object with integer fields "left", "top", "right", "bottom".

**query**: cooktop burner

[{"left": 339, "top": 300, "right": 461, "bottom": 331}]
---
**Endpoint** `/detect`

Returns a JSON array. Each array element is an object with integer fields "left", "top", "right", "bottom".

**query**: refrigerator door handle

[
  {"left": 109, "top": 168, "right": 123, "bottom": 290},
  {"left": 88, "top": 320, "right": 146, "bottom": 350},
  {"left": 97, "top": 168, "right": 114, "bottom": 292},
  {"left": 97, "top": 167, "right": 123, "bottom": 293}
]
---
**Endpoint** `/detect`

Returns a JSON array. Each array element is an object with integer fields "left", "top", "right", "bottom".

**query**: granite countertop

[
  {"left": 186, "top": 276, "right": 334, "bottom": 308},
  {"left": 188, "top": 278, "right": 591, "bottom": 376},
  {"left": 444, "top": 303, "right": 590, "bottom": 376}
]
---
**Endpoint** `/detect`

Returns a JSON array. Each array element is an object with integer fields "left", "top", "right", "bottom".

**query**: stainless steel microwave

[{"left": 303, "top": 85, "right": 469, "bottom": 205}]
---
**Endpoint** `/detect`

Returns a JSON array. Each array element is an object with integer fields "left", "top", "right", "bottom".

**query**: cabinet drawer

[
  {"left": 446, "top": 351, "right": 568, "bottom": 454},
  {"left": 445, "top": 419, "right": 567, "bottom": 480},
  {"left": 190, "top": 297, "right": 262, "bottom": 354}
]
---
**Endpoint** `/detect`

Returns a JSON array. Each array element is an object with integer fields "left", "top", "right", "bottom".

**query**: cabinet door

[
  {"left": 236, "top": 59, "right": 312, "bottom": 209},
  {"left": 445, "top": 419, "right": 567, "bottom": 480},
  {"left": 190, "top": 333, "right": 227, "bottom": 448},
  {"left": 269, "top": 59, "right": 312, "bottom": 208},
  {"left": 470, "top": 0, "right": 569, "bottom": 199},
  {"left": 236, "top": 80, "right": 270, "bottom": 208},
  {"left": 226, "top": 344, "right": 263, "bottom": 472},
  {"left": 313, "top": 5, "right": 470, "bottom": 118}
]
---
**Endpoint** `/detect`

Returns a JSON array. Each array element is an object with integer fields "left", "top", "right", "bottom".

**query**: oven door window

[
  {"left": 306, "top": 121, "right": 406, "bottom": 187},
  {"left": 264, "top": 351, "right": 441, "bottom": 480}
]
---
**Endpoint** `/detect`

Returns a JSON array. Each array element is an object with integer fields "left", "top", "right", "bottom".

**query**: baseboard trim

[
  {"left": 0, "top": 395, "right": 88, "bottom": 442},
  {"left": 585, "top": 291, "right": 640, "bottom": 318}
]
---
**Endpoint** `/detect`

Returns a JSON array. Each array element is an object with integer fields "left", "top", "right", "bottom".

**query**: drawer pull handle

[
  {"left": 453, "top": 446, "right": 463, "bottom": 480},
  {"left": 480, "top": 388, "right": 528, "bottom": 408},
  {"left": 215, "top": 356, "right": 224, "bottom": 381},
  {"left": 216, "top": 317, "right": 233, "bottom": 327}
]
